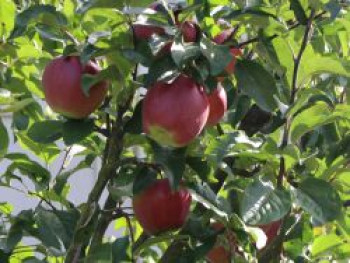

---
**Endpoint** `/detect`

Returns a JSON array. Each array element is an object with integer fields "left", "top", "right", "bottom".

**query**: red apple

[
  {"left": 206, "top": 245, "right": 231, "bottom": 263},
  {"left": 225, "top": 48, "right": 242, "bottom": 75},
  {"left": 259, "top": 220, "right": 282, "bottom": 246},
  {"left": 132, "top": 2, "right": 167, "bottom": 41},
  {"left": 42, "top": 56, "right": 107, "bottom": 119},
  {"left": 180, "top": 21, "right": 198, "bottom": 42},
  {"left": 206, "top": 223, "right": 237, "bottom": 263},
  {"left": 142, "top": 74, "right": 209, "bottom": 147},
  {"left": 213, "top": 28, "right": 236, "bottom": 45},
  {"left": 132, "top": 24, "right": 166, "bottom": 40},
  {"left": 206, "top": 84, "right": 227, "bottom": 126},
  {"left": 132, "top": 178, "right": 192, "bottom": 235}
]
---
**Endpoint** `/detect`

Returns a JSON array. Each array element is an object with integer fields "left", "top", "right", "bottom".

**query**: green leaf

[
  {"left": 5, "top": 153, "right": 51, "bottom": 190},
  {"left": 111, "top": 236, "right": 131, "bottom": 262},
  {"left": 16, "top": 133, "right": 60, "bottom": 164},
  {"left": 27, "top": 120, "right": 63, "bottom": 144},
  {"left": 200, "top": 37, "right": 232, "bottom": 76},
  {"left": 132, "top": 167, "right": 158, "bottom": 196},
  {"left": 0, "top": 98, "right": 35, "bottom": 114},
  {"left": 190, "top": 182, "right": 230, "bottom": 217},
  {"left": 0, "top": 0, "right": 16, "bottom": 37},
  {"left": 298, "top": 51, "right": 350, "bottom": 86},
  {"left": 85, "top": 243, "right": 112, "bottom": 263},
  {"left": 205, "top": 131, "right": 262, "bottom": 167},
  {"left": 292, "top": 177, "right": 342, "bottom": 224},
  {"left": 186, "top": 156, "right": 213, "bottom": 181},
  {"left": 35, "top": 208, "right": 69, "bottom": 252},
  {"left": 124, "top": 101, "right": 143, "bottom": 134},
  {"left": 145, "top": 56, "right": 179, "bottom": 86},
  {"left": 0, "top": 119, "right": 9, "bottom": 158},
  {"left": 62, "top": 119, "right": 95, "bottom": 145},
  {"left": 325, "top": 1, "right": 342, "bottom": 20},
  {"left": 108, "top": 166, "right": 137, "bottom": 199},
  {"left": 150, "top": 140, "right": 187, "bottom": 190},
  {"left": 241, "top": 179, "right": 291, "bottom": 225},
  {"left": 290, "top": 102, "right": 335, "bottom": 143},
  {"left": 6, "top": 210, "right": 34, "bottom": 251},
  {"left": 9, "top": 4, "right": 68, "bottom": 39},
  {"left": 0, "top": 202, "right": 13, "bottom": 215},
  {"left": 235, "top": 60, "right": 278, "bottom": 112},
  {"left": 13, "top": 112, "right": 30, "bottom": 131},
  {"left": 171, "top": 37, "right": 201, "bottom": 68},
  {"left": 134, "top": 233, "right": 189, "bottom": 255},
  {"left": 289, "top": 0, "right": 307, "bottom": 25},
  {"left": 311, "top": 234, "right": 343, "bottom": 257}
]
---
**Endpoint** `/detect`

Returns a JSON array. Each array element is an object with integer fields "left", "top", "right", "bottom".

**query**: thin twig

[
  {"left": 124, "top": 213, "right": 136, "bottom": 262},
  {"left": 277, "top": 10, "right": 316, "bottom": 188},
  {"left": 237, "top": 10, "right": 325, "bottom": 49}
]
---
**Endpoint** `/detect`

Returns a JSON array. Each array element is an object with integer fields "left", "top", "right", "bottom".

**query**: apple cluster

[{"left": 133, "top": 3, "right": 243, "bottom": 148}]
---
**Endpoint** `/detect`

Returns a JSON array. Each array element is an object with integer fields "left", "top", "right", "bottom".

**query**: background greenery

[{"left": 0, "top": 0, "right": 349, "bottom": 262}]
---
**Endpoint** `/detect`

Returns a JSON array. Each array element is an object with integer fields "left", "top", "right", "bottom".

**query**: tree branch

[
  {"left": 277, "top": 9, "right": 316, "bottom": 188},
  {"left": 64, "top": 94, "right": 132, "bottom": 262},
  {"left": 237, "top": 10, "right": 324, "bottom": 49}
]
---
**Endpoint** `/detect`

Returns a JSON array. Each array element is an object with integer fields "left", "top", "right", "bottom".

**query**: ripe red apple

[
  {"left": 225, "top": 48, "right": 242, "bottom": 75},
  {"left": 206, "top": 245, "right": 231, "bottom": 263},
  {"left": 180, "top": 21, "right": 198, "bottom": 42},
  {"left": 132, "top": 2, "right": 167, "bottom": 41},
  {"left": 42, "top": 56, "right": 107, "bottom": 119},
  {"left": 142, "top": 74, "right": 209, "bottom": 147},
  {"left": 259, "top": 220, "right": 282, "bottom": 246},
  {"left": 132, "top": 24, "right": 166, "bottom": 40},
  {"left": 206, "top": 84, "right": 227, "bottom": 126},
  {"left": 132, "top": 178, "right": 192, "bottom": 235},
  {"left": 206, "top": 223, "right": 237, "bottom": 263},
  {"left": 213, "top": 28, "right": 236, "bottom": 45}
]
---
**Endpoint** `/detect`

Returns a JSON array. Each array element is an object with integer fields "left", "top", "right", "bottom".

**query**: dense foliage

[{"left": 0, "top": 0, "right": 349, "bottom": 262}]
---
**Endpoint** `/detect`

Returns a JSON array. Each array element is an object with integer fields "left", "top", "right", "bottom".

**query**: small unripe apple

[
  {"left": 42, "top": 56, "right": 107, "bottom": 119},
  {"left": 132, "top": 178, "right": 192, "bottom": 235},
  {"left": 180, "top": 21, "right": 198, "bottom": 42},
  {"left": 206, "top": 85, "right": 227, "bottom": 126},
  {"left": 142, "top": 74, "right": 209, "bottom": 147}
]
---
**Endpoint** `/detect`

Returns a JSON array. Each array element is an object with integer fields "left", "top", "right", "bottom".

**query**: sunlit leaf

[{"left": 241, "top": 179, "right": 291, "bottom": 225}]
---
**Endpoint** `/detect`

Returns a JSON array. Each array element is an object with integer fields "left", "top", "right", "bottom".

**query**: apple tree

[{"left": 0, "top": 0, "right": 350, "bottom": 262}]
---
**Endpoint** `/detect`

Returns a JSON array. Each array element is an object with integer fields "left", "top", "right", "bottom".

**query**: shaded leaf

[
  {"left": 292, "top": 177, "right": 342, "bottom": 224},
  {"left": 27, "top": 120, "right": 63, "bottom": 144},
  {"left": 171, "top": 36, "right": 201, "bottom": 68},
  {"left": 235, "top": 60, "right": 278, "bottom": 112},
  {"left": 241, "top": 179, "right": 291, "bottom": 225},
  {"left": 290, "top": 102, "right": 335, "bottom": 143},
  {"left": 9, "top": 4, "right": 67, "bottom": 39},
  {"left": 289, "top": 0, "right": 307, "bottom": 25},
  {"left": 62, "top": 119, "right": 95, "bottom": 145},
  {"left": 0, "top": 119, "right": 9, "bottom": 158},
  {"left": 200, "top": 37, "right": 232, "bottom": 76},
  {"left": 5, "top": 153, "right": 51, "bottom": 190},
  {"left": 205, "top": 131, "right": 262, "bottom": 167},
  {"left": 150, "top": 140, "right": 186, "bottom": 190}
]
